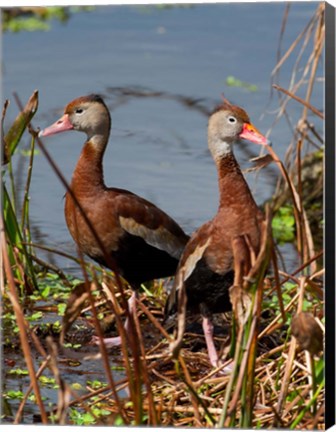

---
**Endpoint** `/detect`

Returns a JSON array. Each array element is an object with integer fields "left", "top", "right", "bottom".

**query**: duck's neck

[
  {"left": 215, "top": 151, "right": 256, "bottom": 210},
  {"left": 70, "top": 133, "right": 108, "bottom": 195}
]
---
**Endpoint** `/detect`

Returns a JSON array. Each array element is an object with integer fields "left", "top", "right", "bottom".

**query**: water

[
  {"left": 3, "top": 4, "right": 323, "bottom": 273},
  {"left": 2, "top": 346, "right": 128, "bottom": 424}
]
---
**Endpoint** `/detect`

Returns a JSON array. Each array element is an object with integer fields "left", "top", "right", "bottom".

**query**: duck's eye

[
  {"left": 228, "top": 116, "right": 237, "bottom": 123},
  {"left": 75, "top": 108, "right": 84, "bottom": 114}
]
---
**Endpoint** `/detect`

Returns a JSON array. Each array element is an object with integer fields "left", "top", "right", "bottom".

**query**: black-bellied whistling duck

[
  {"left": 39, "top": 94, "right": 189, "bottom": 346},
  {"left": 165, "top": 99, "right": 269, "bottom": 368}
]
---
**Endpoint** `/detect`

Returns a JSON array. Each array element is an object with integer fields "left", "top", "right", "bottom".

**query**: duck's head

[
  {"left": 208, "top": 99, "right": 270, "bottom": 160},
  {"left": 39, "top": 94, "right": 111, "bottom": 140}
]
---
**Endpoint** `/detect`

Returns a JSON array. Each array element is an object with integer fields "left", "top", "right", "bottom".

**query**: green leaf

[
  {"left": 52, "top": 320, "right": 62, "bottom": 331},
  {"left": 226, "top": 75, "right": 258, "bottom": 92},
  {"left": 4, "top": 390, "right": 24, "bottom": 400},
  {"left": 87, "top": 380, "right": 108, "bottom": 390},
  {"left": 9, "top": 368, "right": 29, "bottom": 376},
  {"left": 39, "top": 375, "right": 56, "bottom": 384},
  {"left": 20, "top": 148, "right": 40, "bottom": 157},
  {"left": 113, "top": 415, "right": 124, "bottom": 426},
  {"left": 41, "top": 285, "right": 51, "bottom": 298},
  {"left": 57, "top": 303, "right": 67, "bottom": 316},
  {"left": 3, "top": 90, "right": 39, "bottom": 165},
  {"left": 272, "top": 205, "right": 296, "bottom": 244},
  {"left": 26, "top": 311, "right": 43, "bottom": 321},
  {"left": 4, "top": 17, "right": 50, "bottom": 32},
  {"left": 82, "top": 413, "right": 96, "bottom": 424}
]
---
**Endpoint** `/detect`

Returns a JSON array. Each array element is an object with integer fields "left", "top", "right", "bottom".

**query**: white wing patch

[
  {"left": 182, "top": 236, "right": 211, "bottom": 282},
  {"left": 119, "top": 216, "right": 185, "bottom": 259}
]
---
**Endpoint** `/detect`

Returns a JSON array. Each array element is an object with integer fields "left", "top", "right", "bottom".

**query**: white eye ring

[{"left": 228, "top": 116, "right": 237, "bottom": 124}]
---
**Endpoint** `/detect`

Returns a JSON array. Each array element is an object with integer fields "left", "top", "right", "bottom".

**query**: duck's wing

[
  {"left": 112, "top": 191, "right": 189, "bottom": 260},
  {"left": 164, "top": 221, "right": 213, "bottom": 317}
]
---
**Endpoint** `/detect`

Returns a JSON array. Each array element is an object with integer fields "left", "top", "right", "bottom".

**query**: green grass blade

[
  {"left": 20, "top": 135, "right": 36, "bottom": 237},
  {"left": 3, "top": 183, "right": 38, "bottom": 291}
]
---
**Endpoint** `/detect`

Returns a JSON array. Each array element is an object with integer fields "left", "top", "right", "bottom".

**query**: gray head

[
  {"left": 39, "top": 94, "right": 111, "bottom": 141},
  {"left": 208, "top": 99, "right": 268, "bottom": 161}
]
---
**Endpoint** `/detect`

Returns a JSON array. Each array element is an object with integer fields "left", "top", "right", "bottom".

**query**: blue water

[{"left": 3, "top": 3, "right": 323, "bottom": 272}]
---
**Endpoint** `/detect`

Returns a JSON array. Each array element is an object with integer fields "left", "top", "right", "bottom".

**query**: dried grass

[{"left": 2, "top": 3, "right": 324, "bottom": 428}]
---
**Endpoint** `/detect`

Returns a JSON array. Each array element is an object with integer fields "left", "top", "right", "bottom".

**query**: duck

[
  {"left": 39, "top": 94, "right": 189, "bottom": 346},
  {"left": 165, "top": 99, "right": 269, "bottom": 368}
]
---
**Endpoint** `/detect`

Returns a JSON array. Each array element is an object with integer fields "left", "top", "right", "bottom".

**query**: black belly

[
  {"left": 184, "top": 258, "right": 233, "bottom": 315},
  {"left": 90, "top": 232, "right": 180, "bottom": 287}
]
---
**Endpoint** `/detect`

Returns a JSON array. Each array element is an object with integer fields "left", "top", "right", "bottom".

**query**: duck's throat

[
  {"left": 71, "top": 140, "right": 106, "bottom": 195},
  {"left": 216, "top": 153, "right": 255, "bottom": 209}
]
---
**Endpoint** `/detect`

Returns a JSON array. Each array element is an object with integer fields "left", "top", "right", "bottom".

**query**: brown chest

[
  {"left": 204, "top": 207, "right": 263, "bottom": 274},
  {"left": 64, "top": 193, "right": 123, "bottom": 258}
]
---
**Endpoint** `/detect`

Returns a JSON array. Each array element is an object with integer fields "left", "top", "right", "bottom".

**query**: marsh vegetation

[{"left": 1, "top": 3, "right": 324, "bottom": 428}]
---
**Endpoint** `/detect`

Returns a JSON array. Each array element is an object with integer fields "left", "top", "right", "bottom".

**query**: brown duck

[
  {"left": 165, "top": 99, "right": 269, "bottom": 367},
  {"left": 39, "top": 94, "right": 189, "bottom": 346}
]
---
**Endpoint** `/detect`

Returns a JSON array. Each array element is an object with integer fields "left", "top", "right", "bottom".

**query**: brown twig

[{"left": 272, "top": 84, "right": 323, "bottom": 119}]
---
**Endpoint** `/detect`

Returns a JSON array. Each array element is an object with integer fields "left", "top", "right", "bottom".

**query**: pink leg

[
  {"left": 202, "top": 316, "right": 219, "bottom": 368},
  {"left": 202, "top": 316, "right": 233, "bottom": 374},
  {"left": 92, "top": 291, "right": 137, "bottom": 347}
]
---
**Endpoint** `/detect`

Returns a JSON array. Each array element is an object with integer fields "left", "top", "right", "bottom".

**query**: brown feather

[
  {"left": 211, "top": 101, "right": 251, "bottom": 124},
  {"left": 41, "top": 94, "right": 189, "bottom": 287},
  {"left": 166, "top": 101, "right": 267, "bottom": 367}
]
